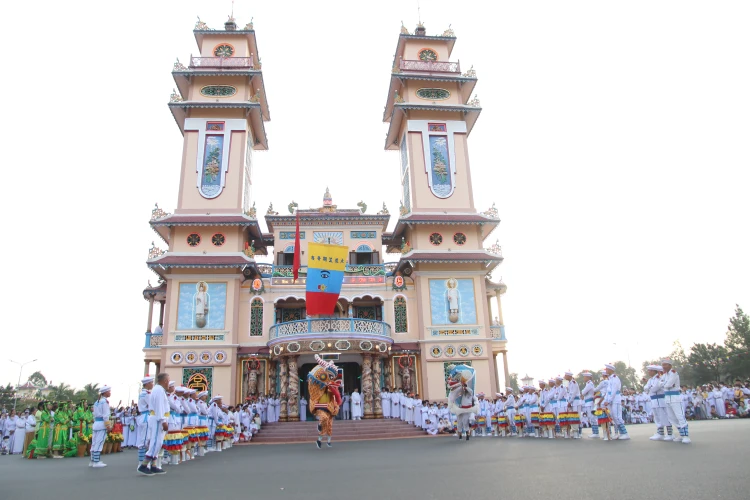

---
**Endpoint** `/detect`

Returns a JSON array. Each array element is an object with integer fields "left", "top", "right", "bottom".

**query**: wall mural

[
  {"left": 429, "top": 135, "right": 452, "bottom": 197},
  {"left": 312, "top": 231, "right": 344, "bottom": 245},
  {"left": 429, "top": 278, "right": 477, "bottom": 325},
  {"left": 177, "top": 282, "right": 227, "bottom": 330},
  {"left": 200, "top": 135, "right": 224, "bottom": 197},
  {"left": 183, "top": 367, "right": 212, "bottom": 396}
]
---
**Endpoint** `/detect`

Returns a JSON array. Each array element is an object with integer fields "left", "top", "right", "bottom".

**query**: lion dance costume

[
  {"left": 446, "top": 364, "right": 479, "bottom": 441},
  {"left": 307, "top": 355, "right": 342, "bottom": 449}
]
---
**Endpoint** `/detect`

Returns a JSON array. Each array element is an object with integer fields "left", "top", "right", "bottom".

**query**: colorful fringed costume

[
  {"left": 307, "top": 355, "right": 342, "bottom": 448},
  {"left": 446, "top": 364, "right": 479, "bottom": 440}
]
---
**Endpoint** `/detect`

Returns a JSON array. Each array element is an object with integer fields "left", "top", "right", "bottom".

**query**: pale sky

[{"left": 2, "top": 1, "right": 748, "bottom": 403}]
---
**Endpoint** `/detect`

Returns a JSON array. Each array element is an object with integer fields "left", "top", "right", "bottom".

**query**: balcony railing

[
  {"left": 145, "top": 332, "right": 164, "bottom": 348},
  {"left": 272, "top": 263, "right": 397, "bottom": 278},
  {"left": 399, "top": 59, "right": 461, "bottom": 74},
  {"left": 189, "top": 56, "right": 255, "bottom": 69},
  {"left": 269, "top": 318, "right": 392, "bottom": 340},
  {"left": 490, "top": 325, "right": 506, "bottom": 341}
]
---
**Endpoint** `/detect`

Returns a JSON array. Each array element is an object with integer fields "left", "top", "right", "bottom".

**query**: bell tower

[{"left": 169, "top": 16, "right": 270, "bottom": 214}]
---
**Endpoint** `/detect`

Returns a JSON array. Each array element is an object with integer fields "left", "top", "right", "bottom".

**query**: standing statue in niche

[
  {"left": 446, "top": 278, "right": 459, "bottom": 323},
  {"left": 245, "top": 360, "right": 262, "bottom": 397},
  {"left": 195, "top": 281, "right": 210, "bottom": 328},
  {"left": 399, "top": 356, "right": 414, "bottom": 394}
]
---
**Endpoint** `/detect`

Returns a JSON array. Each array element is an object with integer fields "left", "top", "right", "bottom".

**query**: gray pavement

[{"left": 1, "top": 419, "right": 748, "bottom": 500}]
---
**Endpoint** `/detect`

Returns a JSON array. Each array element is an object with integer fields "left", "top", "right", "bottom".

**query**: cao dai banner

[{"left": 306, "top": 242, "right": 348, "bottom": 315}]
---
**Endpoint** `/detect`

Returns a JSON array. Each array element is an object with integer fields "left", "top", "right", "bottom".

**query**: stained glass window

[
  {"left": 419, "top": 48, "right": 438, "bottom": 61},
  {"left": 187, "top": 233, "right": 201, "bottom": 246},
  {"left": 429, "top": 233, "right": 443, "bottom": 246},
  {"left": 394, "top": 297, "right": 408, "bottom": 333},
  {"left": 250, "top": 298, "right": 263, "bottom": 336},
  {"left": 355, "top": 306, "right": 381, "bottom": 321},
  {"left": 453, "top": 232, "right": 467, "bottom": 245}
]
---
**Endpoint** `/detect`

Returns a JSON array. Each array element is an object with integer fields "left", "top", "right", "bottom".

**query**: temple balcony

[
  {"left": 144, "top": 332, "right": 164, "bottom": 349},
  {"left": 490, "top": 325, "right": 507, "bottom": 341},
  {"left": 189, "top": 56, "right": 255, "bottom": 69},
  {"left": 269, "top": 263, "right": 398, "bottom": 278},
  {"left": 399, "top": 58, "right": 461, "bottom": 74},
  {"left": 269, "top": 318, "right": 392, "bottom": 342}
]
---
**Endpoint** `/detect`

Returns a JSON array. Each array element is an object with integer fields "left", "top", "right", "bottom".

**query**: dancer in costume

[
  {"left": 136, "top": 375, "right": 154, "bottom": 466},
  {"left": 28, "top": 401, "right": 51, "bottom": 459},
  {"left": 52, "top": 402, "right": 70, "bottom": 458},
  {"left": 659, "top": 359, "right": 691, "bottom": 443},
  {"left": 307, "top": 354, "right": 343, "bottom": 449},
  {"left": 504, "top": 388, "right": 518, "bottom": 436},
  {"left": 90, "top": 386, "right": 112, "bottom": 468},
  {"left": 645, "top": 365, "right": 669, "bottom": 441},
  {"left": 446, "top": 364, "right": 479, "bottom": 441},
  {"left": 138, "top": 372, "right": 169, "bottom": 476},
  {"left": 602, "top": 363, "right": 629, "bottom": 440},
  {"left": 196, "top": 391, "right": 210, "bottom": 456},
  {"left": 580, "top": 372, "right": 598, "bottom": 438},
  {"left": 564, "top": 371, "right": 582, "bottom": 439}
]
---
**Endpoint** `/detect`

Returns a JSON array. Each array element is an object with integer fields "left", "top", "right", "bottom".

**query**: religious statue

[
  {"left": 398, "top": 356, "right": 414, "bottom": 394},
  {"left": 446, "top": 278, "right": 459, "bottom": 323},
  {"left": 288, "top": 356, "right": 300, "bottom": 420},
  {"left": 195, "top": 281, "right": 209, "bottom": 328},
  {"left": 245, "top": 360, "right": 262, "bottom": 397}
]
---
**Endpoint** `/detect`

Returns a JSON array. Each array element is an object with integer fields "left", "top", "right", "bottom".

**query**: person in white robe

[
  {"left": 412, "top": 397, "right": 422, "bottom": 427},
  {"left": 11, "top": 411, "right": 26, "bottom": 455},
  {"left": 351, "top": 389, "right": 363, "bottom": 420},
  {"left": 381, "top": 389, "right": 391, "bottom": 419},
  {"left": 420, "top": 401, "right": 429, "bottom": 429},
  {"left": 342, "top": 393, "right": 350, "bottom": 420},
  {"left": 391, "top": 389, "right": 400, "bottom": 419},
  {"left": 300, "top": 396, "right": 308, "bottom": 421},
  {"left": 138, "top": 373, "right": 169, "bottom": 475}
]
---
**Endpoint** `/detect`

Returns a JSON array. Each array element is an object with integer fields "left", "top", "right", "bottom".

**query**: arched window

[
  {"left": 351, "top": 243, "right": 379, "bottom": 265},
  {"left": 278, "top": 245, "right": 295, "bottom": 265},
  {"left": 250, "top": 298, "right": 263, "bottom": 336},
  {"left": 394, "top": 297, "right": 408, "bottom": 333}
]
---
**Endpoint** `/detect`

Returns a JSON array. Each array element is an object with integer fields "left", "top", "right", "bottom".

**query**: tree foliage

[
  {"left": 508, "top": 373, "right": 519, "bottom": 392},
  {"left": 0, "top": 383, "right": 16, "bottom": 410},
  {"left": 725, "top": 305, "right": 750, "bottom": 378},
  {"left": 687, "top": 343, "right": 728, "bottom": 384},
  {"left": 27, "top": 371, "right": 46, "bottom": 387}
]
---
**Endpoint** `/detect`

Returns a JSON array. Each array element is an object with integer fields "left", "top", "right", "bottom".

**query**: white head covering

[
  {"left": 647, "top": 365, "right": 660, "bottom": 371},
  {"left": 99, "top": 385, "right": 112, "bottom": 394},
  {"left": 505, "top": 387, "right": 513, "bottom": 392},
  {"left": 582, "top": 372, "right": 592, "bottom": 377},
  {"left": 661, "top": 358, "right": 673, "bottom": 366},
  {"left": 168, "top": 381, "right": 176, "bottom": 388},
  {"left": 141, "top": 375, "right": 155, "bottom": 384},
  {"left": 564, "top": 371, "right": 574, "bottom": 377},
  {"left": 604, "top": 363, "right": 616, "bottom": 371}
]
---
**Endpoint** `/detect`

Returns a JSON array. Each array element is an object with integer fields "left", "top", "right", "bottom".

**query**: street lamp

[{"left": 9, "top": 359, "right": 37, "bottom": 411}]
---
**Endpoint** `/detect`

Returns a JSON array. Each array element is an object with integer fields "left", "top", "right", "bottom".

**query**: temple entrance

[{"left": 298, "top": 361, "right": 361, "bottom": 421}]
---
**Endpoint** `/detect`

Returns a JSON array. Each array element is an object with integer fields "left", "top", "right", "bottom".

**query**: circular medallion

[
  {"left": 273, "top": 345, "right": 283, "bottom": 356},
  {"left": 310, "top": 340, "right": 325, "bottom": 352},
  {"left": 200, "top": 85, "right": 237, "bottom": 98},
  {"left": 418, "top": 48, "right": 438, "bottom": 61},
  {"left": 213, "top": 43, "right": 235, "bottom": 57},
  {"left": 211, "top": 233, "right": 226, "bottom": 246},
  {"left": 170, "top": 352, "right": 183, "bottom": 364},
  {"left": 199, "top": 351, "right": 212, "bottom": 364},
  {"left": 416, "top": 88, "right": 451, "bottom": 101},
  {"left": 472, "top": 344, "right": 483, "bottom": 356},
  {"left": 458, "top": 345, "right": 470, "bottom": 357},
  {"left": 287, "top": 342, "right": 301, "bottom": 353},
  {"left": 431, "top": 345, "right": 443, "bottom": 358},
  {"left": 359, "top": 340, "right": 373, "bottom": 351},
  {"left": 429, "top": 233, "right": 443, "bottom": 246},
  {"left": 402, "top": 267, "right": 413, "bottom": 276},
  {"left": 187, "top": 233, "right": 201, "bottom": 247},
  {"left": 214, "top": 350, "right": 227, "bottom": 363},
  {"left": 453, "top": 232, "right": 467, "bottom": 246},
  {"left": 185, "top": 351, "right": 197, "bottom": 364},
  {"left": 394, "top": 275, "right": 405, "bottom": 288},
  {"left": 252, "top": 279, "right": 263, "bottom": 292},
  {"left": 335, "top": 340, "right": 351, "bottom": 351},
  {"left": 444, "top": 345, "right": 456, "bottom": 357},
  {"left": 377, "top": 342, "right": 389, "bottom": 353}
]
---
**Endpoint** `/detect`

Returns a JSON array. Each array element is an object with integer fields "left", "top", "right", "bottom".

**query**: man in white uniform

[
  {"left": 351, "top": 388, "right": 362, "bottom": 420},
  {"left": 342, "top": 393, "right": 350, "bottom": 420},
  {"left": 90, "top": 385, "right": 112, "bottom": 468},
  {"left": 138, "top": 372, "right": 169, "bottom": 476},
  {"left": 504, "top": 388, "right": 517, "bottom": 436},
  {"left": 645, "top": 365, "right": 669, "bottom": 441},
  {"left": 602, "top": 363, "right": 630, "bottom": 440},
  {"left": 659, "top": 359, "right": 691, "bottom": 443},
  {"left": 136, "top": 375, "right": 154, "bottom": 466},
  {"left": 580, "top": 373, "right": 597, "bottom": 438}
]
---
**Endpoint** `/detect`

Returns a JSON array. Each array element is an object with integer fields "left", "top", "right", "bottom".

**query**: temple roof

[
  {"left": 167, "top": 101, "right": 268, "bottom": 150},
  {"left": 150, "top": 213, "right": 270, "bottom": 254},
  {"left": 265, "top": 211, "right": 390, "bottom": 231},
  {"left": 387, "top": 212, "right": 500, "bottom": 242},
  {"left": 383, "top": 74, "right": 477, "bottom": 123},
  {"left": 395, "top": 250, "right": 503, "bottom": 274},
  {"left": 147, "top": 253, "right": 255, "bottom": 278},
  {"left": 384, "top": 102, "right": 481, "bottom": 150}
]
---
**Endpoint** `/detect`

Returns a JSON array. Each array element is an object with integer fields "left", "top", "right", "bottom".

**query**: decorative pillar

[
  {"left": 362, "top": 353, "right": 374, "bottom": 419},
  {"left": 383, "top": 356, "right": 392, "bottom": 390},
  {"left": 159, "top": 300, "right": 165, "bottom": 326},
  {"left": 501, "top": 350, "right": 510, "bottom": 390},
  {"left": 146, "top": 297, "right": 154, "bottom": 333},
  {"left": 144, "top": 361, "right": 150, "bottom": 376},
  {"left": 287, "top": 355, "right": 300, "bottom": 422},
  {"left": 495, "top": 291, "right": 504, "bottom": 325},
  {"left": 373, "top": 356, "right": 383, "bottom": 418},
  {"left": 267, "top": 361, "right": 277, "bottom": 396},
  {"left": 279, "top": 358, "right": 288, "bottom": 422},
  {"left": 486, "top": 296, "right": 493, "bottom": 324}
]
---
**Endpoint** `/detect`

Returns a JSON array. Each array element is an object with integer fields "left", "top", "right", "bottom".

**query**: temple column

[
  {"left": 362, "top": 353, "right": 374, "bottom": 419},
  {"left": 373, "top": 356, "right": 383, "bottom": 418},
  {"left": 495, "top": 291, "right": 504, "bottom": 325},
  {"left": 287, "top": 355, "right": 300, "bottom": 422},
  {"left": 146, "top": 297, "right": 154, "bottom": 333},
  {"left": 144, "top": 361, "right": 150, "bottom": 376},
  {"left": 279, "top": 358, "right": 288, "bottom": 422},
  {"left": 486, "top": 296, "right": 493, "bottom": 324},
  {"left": 500, "top": 350, "right": 510, "bottom": 389},
  {"left": 159, "top": 300, "right": 165, "bottom": 327},
  {"left": 383, "top": 355, "right": 393, "bottom": 390}
]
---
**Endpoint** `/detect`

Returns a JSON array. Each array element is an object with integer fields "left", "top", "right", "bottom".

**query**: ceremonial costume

[
  {"left": 136, "top": 376, "right": 154, "bottom": 465},
  {"left": 603, "top": 364, "right": 629, "bottom": 440},
  {"left": 351, "top": 389, "right": 363, "bottom": 420},
  {"left": 645, "top": 366, "right": 669, "bottom": 441},
  {"left": 90, "top": 386, "right": 111, "bottom": 468},
  {"left": 307, "top": 355, "right": 343, "bottom": 448},
  {"left": 565, "top": 372, "right": 582, "bottom": 439},
  {"left": 659, "top": 360, "right": 690, "bottom": 443},
  {"left": 12, "top": 412, "right": 27, "bottom": 455},
  {"left": 580, "top": 374, "right": 598, "bottom": 438},
  {"left": 381, "top": 390, "right": 391, "bottom": 419},
  {"left": 446, "top": 364, "right": 479, "bottom": 441},
  {"left": 505, "top": 389, "right": 518, "bottom": 436},
  {"left": 391, "top": 390, "right": 400, "bottom": 419}
]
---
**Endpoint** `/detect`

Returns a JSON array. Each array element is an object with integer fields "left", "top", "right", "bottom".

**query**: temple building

[{"left": 143, "top": 18, "right": 509, "bottom": 421}]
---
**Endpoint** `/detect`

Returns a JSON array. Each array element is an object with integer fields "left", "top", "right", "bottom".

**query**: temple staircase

[{"left": 243, "top": 418, "right": 435, "bottom": 445}]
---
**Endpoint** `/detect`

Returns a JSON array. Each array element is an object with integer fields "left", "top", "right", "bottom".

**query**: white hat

[
  {"left": 582, "top": 372, "right": 592, "bottom": 377},
  {"left": 661, "top": 358, "right": 673, "bottom": 365},
  {"left": 538, "top": 380, "right": 547, "bottom": 385},
  {"left": 168, "top": 381, "right": 176, "bottom": 388},
  {"left": 99, "top": 385, "right": 112, "bottom": 394},
  {"left": 555, "top": 376, "right": 563, "bottom": 381},
  {"left": 198, "top": 391, "right": 208, "bottom": 398},
  {"left": 505, "top": 387, "right": 513, "bottom": 392},
  {"left": 213, "top": 394, "right": 223, "bottom": 400},
  {"left": 600, "top": 370, "right": 608, "bottom": 375},
  {"left": 564, "top": 371, "right": 574, "bottom": 377},
  {"left": 604, "top": 363, "right": 616, "bottom": 371},
  {"left": 495, "top": 393, "right": 504, "bottom": 397},
  {"left": 141, "top": 375, "right": 155, "bottom": 384},
  {"left": 646, "top": 365, "right": 660, "bottom": 371},
  {"left": 548, "top": 378, "right": 555, "bottom": 383}
]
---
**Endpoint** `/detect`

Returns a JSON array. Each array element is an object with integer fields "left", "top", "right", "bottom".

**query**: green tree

[
  {"left": 613, "top": 361, "right": 640, "bottom": 390},
  {"left": 0, "top": 383, "right": 16, "bottom": 409},
  {"left": 575, "top": 370, "right": 601, "bottom": 387},
  {"left": 509, "top": 373, "right": 519, "bottom": 392},
  {"left": 688, "top": 343, "right": 729, "bottom": 384},
  {"left": 49, "top": 383, "right": 75, "bottom": 402},
  {"left": 27, "top": 371, "right": 46, "bottom": 387},
  {"left": 82, "top": 383, "right": 100, "bottom": 403},
  {"left": 724, "top": 305, "right": 750, "bottom": 378}
]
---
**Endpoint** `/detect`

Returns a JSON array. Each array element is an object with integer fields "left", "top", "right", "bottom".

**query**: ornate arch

[
  {"left": 394, "top": 296, "right": 408, "bottom": 333},
  {"left": 250, "top": 297, "right": 264, "bottom": 337}
]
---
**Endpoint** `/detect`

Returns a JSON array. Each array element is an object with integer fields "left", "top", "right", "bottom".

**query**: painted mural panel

[
  {"left": 429, "top": 278, "right": 477, "bottom": 325},
  {"left": 183, "top": 367, "right": 213, "bottom": 396},
  {"left": 200, "top": 135, "right": 224, "bottom": 197},
  {"left": 400, "top": 132, "right": 408, "bottom": 176},
  {"left": 177, "top": 282, "right": 227, "bottom": 330},
  {"left": 429, "top": 135, "right": 452, "bottom": 197}
]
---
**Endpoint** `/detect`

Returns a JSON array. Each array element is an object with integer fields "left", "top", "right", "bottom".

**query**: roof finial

[{"left": 417, "top": 0, "right": 422, "bottom": 25}]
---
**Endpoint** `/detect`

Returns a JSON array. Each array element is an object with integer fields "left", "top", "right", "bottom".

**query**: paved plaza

[{"left": 2, "top": 420, "right": 747, "bottom": 500}]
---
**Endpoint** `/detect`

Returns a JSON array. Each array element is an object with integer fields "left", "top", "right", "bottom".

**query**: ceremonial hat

[
  {"left": 548, "top": 378, "right": 555, "bottom": 383},
  {"left": 505, "top": 387, "right": 513, "bottom": 392},
  {"left": 564, "top": 371, "right": 574, "bottom": 377},
  {"left": 99, "top": 385, "right": 112, "bottom": 394},
  {"left": 538, "top": 380, "right": 546, "bottom": 385},
  {"left": 141, "top": 375, "right": 155, "bottom": 384},
  {"left": 661, "top": 358, "right": 673, "bottom": 365},
  {"left": 604, "top": 363, "right": 616, "bottom": 371},
  {"left": 555, "top": 376, "right": 563, "bottom": 381},
  {"left": 168, "top": 381, "right": 176, "bottom": 388},
  {"left": 600, "top": 370, "right": 608, "bottom": 375},
  {"left": 646, "top": 365, "right": 660, "bottom": 371},
  {"left": 582, "top": 372, "right": 592, "bottom": 377},
  {"left": 496, "top": 393, "right": 504, "bottom": 397},
  {"left": 175, "top": 386, "right": 186, "bottom": 393},
  {"left": 198, "top": 391, "right": 208, "bottom": 398}
]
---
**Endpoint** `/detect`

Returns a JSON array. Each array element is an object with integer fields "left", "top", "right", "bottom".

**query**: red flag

[{"left": 293, "top": 209, "right": 301, "bottom": 281}]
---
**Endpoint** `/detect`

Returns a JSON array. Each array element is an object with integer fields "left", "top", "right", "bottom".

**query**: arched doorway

[{"left": 298, "top": 361, "right": 361, "bottom": 421}]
